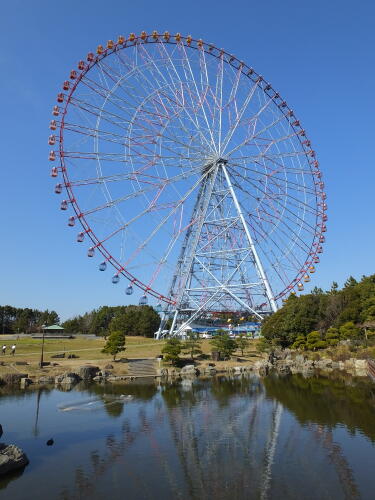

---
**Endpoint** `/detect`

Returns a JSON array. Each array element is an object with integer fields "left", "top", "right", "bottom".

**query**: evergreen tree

[
  {"left": 162, "top": 338, "right": 182, "bottom": 365},
  {"left": 210, "top": 334, "right": 237, "bottom": 358},
  {"left": 183, "top": 332, "right": 202, "bottom": 360},
  {"left": 102, "top": 330, "right": 126, "bottom": 360},
  {"left": 236, "top": 334, "right": 249, "bottom": 356}
]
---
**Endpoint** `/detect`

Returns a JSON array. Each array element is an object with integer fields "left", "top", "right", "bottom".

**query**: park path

[{"left": 126, "top": 359, "right": 157, "bottom": 377}]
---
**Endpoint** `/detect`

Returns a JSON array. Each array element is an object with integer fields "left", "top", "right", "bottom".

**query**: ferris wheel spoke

[
  {"left": 226, "top": 109, "right": 292, "bottom": 157},
  {"left": 176, "top": 44, "right": 217, "bottom": 154},
  {"left": 220, "top": 79, "right": 260, "bottom": 154},
  {"left": 245, "top": 212, "right": 306, "bottom": 276},
  {"left": 229, "top": 162, "right": 316, "bottom": 196},
  {"left": 227, "top": 171, "right": 318, "bottom": 235},
  {"left": 136, "top": 42, "right": 216, "bottom": 155},
  {"left": 72, "top": 165, "right": 203, "bottom": 217},
  {"left": 228, "top": 164, "right": 318, "bottom": 215},
  {"left": 119, "top": 170, "right": 212, "bottom": 269}
]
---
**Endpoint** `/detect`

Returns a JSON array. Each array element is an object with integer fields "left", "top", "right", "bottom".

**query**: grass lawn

[{"left": 0, "top": 335, "right": 262, "bottom": 378}]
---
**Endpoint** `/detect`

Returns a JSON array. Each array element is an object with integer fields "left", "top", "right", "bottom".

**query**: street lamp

[{"left": 40, "top": 324, "right": 46, "bottom": 368}]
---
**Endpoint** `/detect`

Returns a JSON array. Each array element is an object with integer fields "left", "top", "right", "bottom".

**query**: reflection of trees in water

[{"left": 263, "top": 373, "right": 375, "bottom": 442}]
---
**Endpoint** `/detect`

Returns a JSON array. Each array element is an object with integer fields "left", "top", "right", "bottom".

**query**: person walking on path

[
  {"left": 11, "top": 344, "right": 16, "bottom": 356},
  {"left": 2, "top": 345, "right": 6, "bottom": 355}
]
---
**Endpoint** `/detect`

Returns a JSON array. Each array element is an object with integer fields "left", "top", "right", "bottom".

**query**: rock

[
  {"left": 0, "top": 444, "right": 29, "bottom": 476},
  {"left": 104, "top": 364, "right": 114, "bottom": 370},
  {"left": 78, "top": 366, "right": 99, "bottom": 380},
  {"left": 232, "top": 366, "right": 243, "bottom": 373},
  {"left": 38, "top": 376, "right": 55, "bottom": 385},
  {"left": 253, "top": 360, "right": 270, "bottom": 376},
  {"left": 14, "top": 361, "right": 28, "bottom": 366},
  {"left": 156, "top": 368, "right": 168, "bottom": 377},
  {"left": 51, "top": 353, "right": 65, "bottom": 359},
  {"left": 180, "top": 364, "right": 199, "bottom": 376},
  {"left": 0, "top": 373, "right": 28, "bottom": 385},
  {"left": 277, "top": 365, "right": 291, "bottom": 375},
  {"left": 98, "top": 370, "right": 111, "bottom": 378},
  {"left": 354, "top": 359, "right": 368, "bottom": 376},
  {"left": 20, "top": 378, "right": 33, "bottom": 389},
  {"left": 55, "top": 372, "right": 82, "bottom": 385},
  {"left": 295, "top": 354, "right": 307, "bottom": 364},
  {"left": 203, "top": 367, "right": 216, "bottom": 375},
  {"left": 259, "top": 365, "right": 269, "bottom": 376},
  {"left": 67, "top": 354, "right": 79, "bottom": 359},
  {"left": 211, "top": 351, "right": 221, "bottom": 361}
]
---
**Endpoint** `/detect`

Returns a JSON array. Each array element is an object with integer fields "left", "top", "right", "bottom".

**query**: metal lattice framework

[{"left": 49, "top": 31, "right": 327, "bottom": 336}]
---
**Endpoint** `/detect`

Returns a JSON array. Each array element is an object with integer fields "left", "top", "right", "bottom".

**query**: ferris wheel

[{"left": 49, "top": 31, "right": 327, "bottom": 336}]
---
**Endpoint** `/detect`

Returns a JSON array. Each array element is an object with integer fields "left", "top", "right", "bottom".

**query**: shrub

[
  {"left": 291, "top": 335, "right": 306, "bottom": 350},
  {"left": 162, "top": 338, "right": 182, "bottom": 365},
  {"left": 210, "top": 334, "right": 237, "bottom": 358}
]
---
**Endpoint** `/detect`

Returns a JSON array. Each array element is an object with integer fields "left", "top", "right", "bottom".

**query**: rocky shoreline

[{"left": 0, "top": 354, "right": 373, "bottom": 390}]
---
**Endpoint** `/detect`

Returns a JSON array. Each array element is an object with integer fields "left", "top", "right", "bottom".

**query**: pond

[{"left": 1, "top": 373, "right": 375, "bottom": 500}]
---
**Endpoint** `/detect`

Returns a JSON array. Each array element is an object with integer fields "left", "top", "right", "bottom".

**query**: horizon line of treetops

[{"left": 1, "top": 274, "right": 374, "bottom": 338}]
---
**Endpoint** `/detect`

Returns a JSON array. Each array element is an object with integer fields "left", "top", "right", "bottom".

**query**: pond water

[{"left": 1, "top": 373, "right": 375, "bottom": 500}]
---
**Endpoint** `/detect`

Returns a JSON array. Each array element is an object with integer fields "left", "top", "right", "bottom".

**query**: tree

[
  {"left": 183, "top": 332, "right": 202, "bottom": 360},
  {"left": 210, "top": 334, "right": 237, "bottom": 359},
  {"left": 291, "top": 335, "right": 306, "bottom": 350},
  {"left": 236, "top": 334, "right": 249, "bottom": 356},
  {"left": 325, "top": 327, "right": 340, "bottom": 346},
  {"left": 339, "top": 321, "right": 360, "bottom": 340},
  {"left": 102, "top": 330, "right": 126, "bottom": 360},
  {"left": 162, "top": 338, "right": 182, "bottom": 365},
  {"left": 306, "top": 331, "right": 326, "bottom": 350},
  {"left": 329, "top": 282, "right": 339, "bottom": 294}
]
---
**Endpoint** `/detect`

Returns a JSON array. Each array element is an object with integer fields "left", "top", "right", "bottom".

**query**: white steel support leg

[{"left": 220, "top": 162, "right": 278, "bottom": 313}]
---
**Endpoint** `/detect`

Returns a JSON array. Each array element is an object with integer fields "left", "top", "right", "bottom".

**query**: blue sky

[{"left": 0, "top": 0, "right": 374, "bottom": 321}]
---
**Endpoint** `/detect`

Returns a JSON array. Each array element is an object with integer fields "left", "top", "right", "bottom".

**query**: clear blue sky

[{"left": 1, "top": 0, "right": 374, "bottom": 321}]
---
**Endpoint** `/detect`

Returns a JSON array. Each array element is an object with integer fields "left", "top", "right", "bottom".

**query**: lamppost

[{"left": 40, "top": 324, "right": 46, "bottom": 368}]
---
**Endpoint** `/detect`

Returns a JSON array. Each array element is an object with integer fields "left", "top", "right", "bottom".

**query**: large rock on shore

[
  {"left": 38, "top": 376, "right": 55, "bottom": 385},
  {"left": 0, "top": 444, "right": 29, "bottom": 476},
  {"left": 78, "top": 366, "right": 100, "bottom": 380},
  {"left": 180, "top": 364, "right": 200, "bottom": 376},
  {"left": 55, "top": 372, "right": 82, "bottom": 385}
]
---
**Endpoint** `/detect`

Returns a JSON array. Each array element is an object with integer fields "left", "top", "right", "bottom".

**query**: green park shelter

[{"left": 42, "top": 324, "right": 64, "bottom": 334}]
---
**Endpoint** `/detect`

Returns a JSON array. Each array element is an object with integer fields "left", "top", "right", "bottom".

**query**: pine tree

[{"left": 102, "top": 330, "right": 126, "bottom": 360}]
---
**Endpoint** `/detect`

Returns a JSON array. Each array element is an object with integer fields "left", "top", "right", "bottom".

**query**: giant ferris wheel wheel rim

[{"left": 49, "top": 31, "right": 326, "bottom": 306}]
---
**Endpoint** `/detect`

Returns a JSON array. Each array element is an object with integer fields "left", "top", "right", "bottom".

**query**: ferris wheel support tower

[{"left": 157, "top": 158, "right": 277, "bottom": 338}]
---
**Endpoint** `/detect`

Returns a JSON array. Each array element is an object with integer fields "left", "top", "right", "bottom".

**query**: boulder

[
  {"left": 354, "top": 359, "right": 368, "bottom": 376},
  {"left": 180, "top": 364, "right": 200, "bottom": 376},
  {"left": 203, "top": 367, "right": 216, "bottom": 375},
  {"left": 20, "top": 378, "right": 33, "bottom": 389},
  {"left": 55, "top": 372, "right": 82, "bottom": 385},
  {"left": 38, "top": 376, "right": 55, "bottom": 385},
  {"left": 232, "top": 366, "right": 243, "bottom": 373},
  {"left": 78, "top": 366, "right": 100, "bottom": 380},
  {"left": 295, "top": 354, "right": 307, "bottom": 364},
  {"left": 0, "top": 444, "right": 29, "bottom": 476},
  {"left": 0, "top": 374, "right": 28, "bottom": 385},
  {"left": 253, "top": 360, "right": 270, "bottom": 376},
  {"left": 156, "top": 368, "right": 168, "bottom": 377}
]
